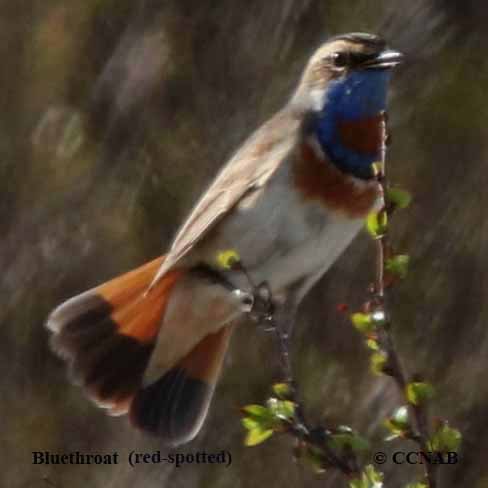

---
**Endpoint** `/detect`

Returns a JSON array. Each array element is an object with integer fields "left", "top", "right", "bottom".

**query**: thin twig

[
  {"left": 239, "top": 112, "right": 436, "bottom": 484},
  {"left": 272, "top": 318, "right": 359, "bottom": 474},
  {"left": 374, "top": 112, "right": 438, "bottom": 488},
  {"left": 233, "top": 261, "right": 361, "bottom": 477}
]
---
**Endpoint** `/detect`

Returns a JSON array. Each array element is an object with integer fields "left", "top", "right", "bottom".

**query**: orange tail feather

[
  {"left": 47, "top": 257, "right": 237, "bottom": 445},
  {"left": 46, "top": 256, "right": 183, "bottom": 414}
]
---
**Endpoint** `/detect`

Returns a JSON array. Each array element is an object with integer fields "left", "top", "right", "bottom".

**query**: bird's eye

[{"left": 330, "top": 52, "right": 349, "bottom": 68}]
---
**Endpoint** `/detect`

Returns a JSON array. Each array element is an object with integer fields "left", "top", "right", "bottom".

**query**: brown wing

[{"left": 150, "top": 108, "right": 302, "bottom": 286}]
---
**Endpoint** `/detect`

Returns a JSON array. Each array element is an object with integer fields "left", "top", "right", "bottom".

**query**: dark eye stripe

[
  {"left": 329, "top": 51, "right": 380, "bottom": 68},
  {"left": 349, "top": 51, "right": 378, "bottom": 66}
]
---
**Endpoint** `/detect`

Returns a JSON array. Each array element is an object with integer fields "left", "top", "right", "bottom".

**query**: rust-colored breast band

[{"left": 293, "top": 142, "right": 380, "bottom": 219}]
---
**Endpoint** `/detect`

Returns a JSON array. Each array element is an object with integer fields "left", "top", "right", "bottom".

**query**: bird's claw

[{"left": 242, "top": 281, "right": 276, "bottom": 329}]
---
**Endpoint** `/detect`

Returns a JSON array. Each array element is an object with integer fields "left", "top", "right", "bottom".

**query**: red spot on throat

[{"left": 337, "top": 113, "right": 384, "bottom": 155}]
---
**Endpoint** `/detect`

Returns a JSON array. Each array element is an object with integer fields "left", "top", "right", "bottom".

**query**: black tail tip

[
  {"left": 130, "top": 367, "right": 213, "bottom": 446},
  {"left": 46, "top": 291, "right": 153, "bottom": 412}
]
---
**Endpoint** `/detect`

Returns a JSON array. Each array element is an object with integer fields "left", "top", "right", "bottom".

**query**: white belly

[
  {"left": 203, "top": 164, "right": 366, "bottom": 295},
  {"left": 251, "top": 214, "right": 363, "bottom": 293}
]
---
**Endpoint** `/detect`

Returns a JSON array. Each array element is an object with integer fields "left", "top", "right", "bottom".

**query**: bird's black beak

[{"left": 362, "top": 49, "right": 404, "bottom": 69}]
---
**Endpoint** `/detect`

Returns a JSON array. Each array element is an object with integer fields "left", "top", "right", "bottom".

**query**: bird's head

[{"left": 293, "top": 33, "right": 403, "bottom": 180}]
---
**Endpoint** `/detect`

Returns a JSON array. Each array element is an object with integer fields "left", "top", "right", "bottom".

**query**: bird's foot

[{"left": 246, "top": 281, "right": 276, "bottom": 330}]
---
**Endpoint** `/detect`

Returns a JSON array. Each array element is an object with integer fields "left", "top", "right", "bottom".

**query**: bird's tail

[{"left": 46, "top": 256, "right": 234, "bottom": 445}]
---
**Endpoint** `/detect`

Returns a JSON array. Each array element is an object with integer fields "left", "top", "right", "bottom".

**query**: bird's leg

[
  {"left": 230, "top": 262, "right": 296, "bottom": 379},
  {"left": 221, "top": 260, "right": 298, "bottom": 384},
  {"left": 270, "top": 300, "right": 299, "bottom": 386},
  {"left": 228, "top": 267, "right": 294, "bottom": 381},
  {"left": 241, "top": 277, "right": 299, "bottom": 390},
  {"left": 229, "top": 262, "right": 311, "bottom": 434}
]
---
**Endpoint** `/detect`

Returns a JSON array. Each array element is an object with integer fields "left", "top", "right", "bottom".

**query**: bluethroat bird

[{"left": 46, "top": 33, "right": 403, "bottom": 446}]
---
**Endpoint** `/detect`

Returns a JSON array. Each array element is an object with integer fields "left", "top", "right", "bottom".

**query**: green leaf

[
  {"left": 366, "top": 339, "right": 380, "bottom": 351},
  {"left": 429, "top": 423, "right": 462, "bottom": 453},
  {"left": 266, "top": 398, "right": 295, "bottom": 421},
  {"left": 244, "top": 426, "right": 274, "bottom": 446},
  {"left": 366, "top": 211, "right": 388, "bottom": 238},
  {"left": 406, "top": 382, "right": 435, "bottom": 406},
  {"left": 383, "top": 423, "right": 401, "bottom": 441},
  {"left": 241, "top": 417, "right": 259, "bottom": 430},
  {"left": 405, "top": 483, "right": 428, "bottom": 488},
  {"left": 350, "top": 465, "right": 384, "bottom": 488},
  {"left": 242, "top": 404, "right": 270, "bottom": 418},
  {"left": 385, "top": 255, "right": 410, "bottom": 279},
  {"left": 272, "top": 382, "right": 292, "bottom": 399},
  {"left": 387, "top": 187, "right": 412, "bottom": 209},
  {"left": 330, "top": 427, "right": 369, "bottom": 453},
  {"left": 241, "top": 404, "right": 277, "bottom": 431},
  {"left": 365, "top": 465, "right": 384, "bottom": 485},
  {"left": 370, "top": 352, "right": 388, "bottom": 375},
  {"left": 241, "top": 400, "right": 292, "bottom": 446},
  {"left": 371, "top": 162, "right": 383, "bottom": 176},
  {"left": 351, "top": 313, "right": 375, "bottom": 334},
  {"left": 384, "top": 406, "right": 410, "bottom": 440},
  {"left": 216, "top": 249, "right": 241, "bottom": 269}
]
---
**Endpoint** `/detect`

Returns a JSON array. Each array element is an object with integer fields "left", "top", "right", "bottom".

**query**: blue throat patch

[{"left": 312, "top": 69, "right": 392, "bottom": 179}]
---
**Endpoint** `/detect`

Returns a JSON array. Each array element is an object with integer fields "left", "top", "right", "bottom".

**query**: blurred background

[{"left": 2, "top": 0, "right": 488, "bottom": 486}]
